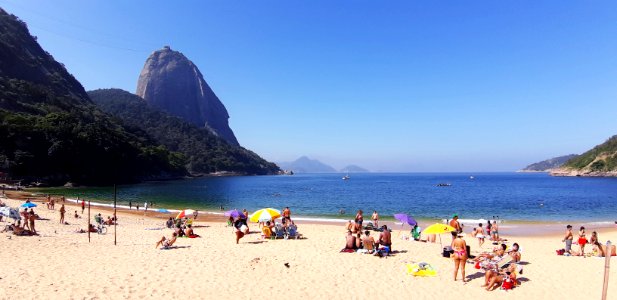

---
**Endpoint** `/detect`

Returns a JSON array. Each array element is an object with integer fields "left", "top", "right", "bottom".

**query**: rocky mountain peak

[{"left": 136, "top": 47, "right": 239, "bottom": 146}]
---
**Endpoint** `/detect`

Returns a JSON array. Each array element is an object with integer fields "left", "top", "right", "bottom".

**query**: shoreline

[{"left": 6, "top": 191, "right": 615, "bottom": 237}]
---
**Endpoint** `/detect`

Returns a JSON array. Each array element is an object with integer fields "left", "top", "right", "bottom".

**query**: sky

[{"left": 2, "top": 0, "right": 617, "bottom": 172}]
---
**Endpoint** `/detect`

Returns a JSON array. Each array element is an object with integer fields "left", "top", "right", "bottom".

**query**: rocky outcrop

[
  {"left": 550, "top": 135, "right": 617, "bottom": 177},
  {"left": 136, "top": 46, "right": 239, "bottom": 146}
]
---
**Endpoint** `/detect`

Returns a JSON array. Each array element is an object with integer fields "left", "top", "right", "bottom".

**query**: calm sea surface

[{"left": 34, "top": 173, "right": 617, "bottom": 223}]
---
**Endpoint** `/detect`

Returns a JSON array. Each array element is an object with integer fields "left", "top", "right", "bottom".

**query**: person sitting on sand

[
  {"left": 174, "top": 224, "right": 185, "bottom": 237},
  {"left": 352, "top": 222, "right": 361, "bottom": 234},
  {"left": 362, "top": 230, "right": 375, "bottom": 253},
  {"left": 185, "top": 224, "right": 200, "bottom": 238},
  {"left": 104, "top": 216, "right": 115, "bottom": 226},
  {"left": 166, "top": 217, "right": 174, "bottom": 229},
  {"left": 592, "top": 241, "right": 617, "bottom": 257},
  {"left": 376, "top": 225, "right": 392, "bottom": 251},
  {"left": 345, "top": 230, "right": 357, "bottom": 250},
  {"left": 483, "top": 262, "right": 518, "bottom": 291},
  {"left": 509, "top": 243, "right": 521, "bottom": 262},
  {"left": 262, "top": 221, "right": 273, "bottom": 239},
  {"left": 356, "top": 233, "right": 363, "bottom": 249},
  {"left": 74, "top": 211, "right": 81, "bottom": 219},
  {"left": 346, "top": 220, "right": 353, "bottom": 232},
  {"left": 94, "top": 213, "right": 103, "bottom": 225},
  {"left": 156, "top": 232, "right": 178, "bottom": 249},
  {"left": 590, "top": 231, "right": 598, "bottom": 245}
]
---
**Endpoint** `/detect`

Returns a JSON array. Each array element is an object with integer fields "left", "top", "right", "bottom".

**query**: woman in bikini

[
  {"left": 451, "top": 231, "right": 468, "bottom": 282},
  {"left": 578, "top": 226, "right": 587, "bottom": 256}
]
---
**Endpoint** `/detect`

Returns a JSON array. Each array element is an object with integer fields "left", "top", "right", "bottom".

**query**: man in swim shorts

[{"left": 562, "top": 225, "right": 573, "bottom": 254}]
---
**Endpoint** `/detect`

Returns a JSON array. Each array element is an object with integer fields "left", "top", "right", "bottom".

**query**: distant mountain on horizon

[
  {"left": 277, "top": 156, "right": 337, "bottom": 173},
  {"left": 340, "top": 165, "right": 369, "bottom": 173},
  {"left": 520, "top": 154, "right": 579, "bottom": 172}
]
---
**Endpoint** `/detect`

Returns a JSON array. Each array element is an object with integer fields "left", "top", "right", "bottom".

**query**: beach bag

[
  {"left": 443, "top": 246, "right": 453, "bottom": 258},
  {"left": 501, "top": 276, "right": 514, "bottom": 290},
  {"left": 556, "top": 249, "right": 565, "bottom": 256}
]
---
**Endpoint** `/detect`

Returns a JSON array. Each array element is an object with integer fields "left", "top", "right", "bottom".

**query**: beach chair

[
  {"left": 273, "top": 224, "right": 285, "bottom": 239},
  {"left": 286, "top": 225, "right": 301, "bottom": 239}
]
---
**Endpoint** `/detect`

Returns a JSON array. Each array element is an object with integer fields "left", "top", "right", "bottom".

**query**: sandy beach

[{"left": 1, "top": 192, "right": 616, "bottom": 299}]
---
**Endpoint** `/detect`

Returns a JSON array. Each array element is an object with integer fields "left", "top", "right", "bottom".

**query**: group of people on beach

[
  {"left": 342, "top": 210, "right": 392, "bottom": 256},
  {"left": 561, "top": 225, "right": 616, "bottom": 257}
]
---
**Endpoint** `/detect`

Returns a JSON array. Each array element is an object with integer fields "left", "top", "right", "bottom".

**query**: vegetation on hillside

[
  {"left": 562, "top": 135, "right": 617, "bottom": 172},
  {"left": 0, "top": 9, "right": 186, "bottom": 185},
  {"left": 88, "top": 89, "right": 280, "bottom": 175}
]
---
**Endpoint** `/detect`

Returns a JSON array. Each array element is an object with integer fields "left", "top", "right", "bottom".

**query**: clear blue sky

[{"left": 3, "top": 0, "right": 617, "bottom": 172}]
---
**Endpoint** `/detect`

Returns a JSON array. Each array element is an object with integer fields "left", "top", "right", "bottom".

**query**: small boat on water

[
  {"left": 436, "top": 183, "right": 451, "bottom": 187},
  {"left": 342, "top": 174, "right": 350, "bottom": 180}
]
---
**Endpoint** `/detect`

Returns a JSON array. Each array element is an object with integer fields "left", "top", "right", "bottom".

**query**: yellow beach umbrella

[
  {"left": 248, "top": 208, "right": 281, "bottom": 223},
  {"left": 422, "top": 223, "right": 456, "bottom": 235},
  {"left": 422, "top": 223, "right": 457, "bottom": 248}
]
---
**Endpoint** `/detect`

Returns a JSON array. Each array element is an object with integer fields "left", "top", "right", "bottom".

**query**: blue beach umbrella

[{"left": 21, "top": 202, "right": 37, "bottom": 208}]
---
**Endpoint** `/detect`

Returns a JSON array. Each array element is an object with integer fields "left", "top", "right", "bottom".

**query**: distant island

[
  {"left": 340, "top": 165, "right": 369, "bottom": 173},
  {"left": 519, "top": 154, "right": 579, "bottom": 172},
  {"left": 551, "top": 135, "right": 617, "bottom": 177}
]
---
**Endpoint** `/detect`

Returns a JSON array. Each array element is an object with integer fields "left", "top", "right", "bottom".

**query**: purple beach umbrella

[
  {"left": 394, "top": 213, "right": 417, "bottom": 226},
  {"left": 224, "top": 209, "right": 245, "bottom": 219}
]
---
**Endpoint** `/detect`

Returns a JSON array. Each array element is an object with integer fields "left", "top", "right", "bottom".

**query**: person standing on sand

[
  {"left": 81, "top": 200, "right": 85, "bottom": 214},
  {"left": 371, "top": 210, "right": 379, "bottom": 228},
  {"left": 128, "top": 201, "right": 132, "bottom": 210},
  {"left": 282, "top": 207, "right": 291, "bottom": 222},
  {"left": 491, "top": 220, "right": 499, "bottom": 241},
  {"left": 28, "top": 211, "right": 36, "bottom": 234},
  {"left": 355, "top": 210, "right": 364, "bottom": 227},
  {"left": 474, "top": 223, "right": 485, "bottom": 248},
  {"left": 193, "top": 210, "right": 198, "bottom": 220},
  {"left": 59, "top": 204, "right": 66, "bottom": 224},
  {"left": 144, "top": 201, "right": 148, "bottom": 212},
  {"left": 136, "top": 203, "right": 139, "bottom": 211},
  {"left": 449, "top": 215, "right": 462, "bottom": 234},
  {"left": 451, "top": 231, "right": 467, "bottom": 282},
  {"left": 233, "top": 217, "right": 245, "bottom": 244},
  {"left": 578, "top": 226, "right": 587, "bottom": 256},
  {"left": 562, "top": 225, "right": 573, "bottom": 255}
]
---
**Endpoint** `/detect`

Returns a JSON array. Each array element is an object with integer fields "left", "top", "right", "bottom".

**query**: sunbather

[
  {"left": 345, "top": 230, "right": 357, "bottom": 250},
  {"left": 483, "top": 263, "right": 517, "bottom": 291},
  {"left": 509, "top": 243, "right": 521, "bottom": 262},
  {"left": 362, "top": 230, "right": 375, "bottom": 253},
  {"left": 185, "top": 225, "right": 200, "bottom": 238},
  {"left": 262, "top": 222, "right": 273, "bottom": 239},
  {"left": 155, "top": 232, "right": 178, "bottom": 249},
  {"left": 592, "top": 241, "right": 617, "bottom": 257}
]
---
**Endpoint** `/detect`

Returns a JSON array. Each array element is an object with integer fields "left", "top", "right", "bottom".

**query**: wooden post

[
  {"left": 87, "top": 200, "right": 91, "bottom": 243},
  {"left": 602, "top": 240, "right": 612, "bottom": 300},
  {"left": 114, "top": 184, "right": 117, "bottom": 246}
]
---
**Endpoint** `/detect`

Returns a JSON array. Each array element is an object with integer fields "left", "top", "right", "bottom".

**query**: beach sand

[{"left": 1, "top": 193, "right": 616, "bottom": 299}]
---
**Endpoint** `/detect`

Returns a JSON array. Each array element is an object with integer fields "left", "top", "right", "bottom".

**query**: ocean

[{"left": 32, "top": 172, "right": 617, "bottom": 224}]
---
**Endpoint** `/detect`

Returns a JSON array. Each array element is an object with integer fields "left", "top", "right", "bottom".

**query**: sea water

[{"left": 33, "top": 172, "right": 617, "bottom": 223}]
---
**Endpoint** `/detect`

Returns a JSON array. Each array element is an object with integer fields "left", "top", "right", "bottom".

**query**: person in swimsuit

[
  {"left": 475, "top": 223, "right": 485, "bottom": 248},
  {"left": 562, "top": 225, "right": 573, "bottom": 254},
  {"left": 449, "top": 215, "right": 462, "bottom": 234},
  {"left": 371, "top": 210, "right": 379, "bottom": 228},
  {"left": 509, "top": 242, "right": 521, "bottom": 262},
  {"left": 282, "top": 207, "right": 291, "bottom": 222},
  {"left": 491, "top": 220, "right": 499, "bottom": 241},
  {"left": 355, "top": 210, "right": 364, "bottom": 227},
  {"left": 451, "top": 231, "right": 468, "bottom": 282},
  {"left": 345, "top": 230, "right": 357, "bottom": 250},
  {"left": 362, "top": 230, "right": 376, "bottom": 253},
  {"left": 578, "top": 226, "right": 587, "bottom": 256},
  {"left": 376, "top": 225, "right": 392, "bottom": 251},
  {"left": 590, "top": 231, "right": 598, "bottom": 245},
  {"left": 59, "top": 204, "right": 66, "bottom": 224}
]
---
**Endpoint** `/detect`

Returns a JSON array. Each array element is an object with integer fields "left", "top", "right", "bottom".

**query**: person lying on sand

[
  {"left": 592, "top": 241, "right": 617, "bottom": 257},
  {"left": 156, "top": 232, "right": 178, "bottom": 249},
  {"left": 483, "top": 263, "right": 518, "bottom": 291},
  {"left": 13, "top": 225, "right": 36, "bottom": 236}
]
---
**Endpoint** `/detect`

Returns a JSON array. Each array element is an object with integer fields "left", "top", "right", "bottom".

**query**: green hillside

[
  {"left": 561, "top": 135, "right": 617, "bottom": 172},
  {"left": 88, "top": 89, "right": 280, "bottom": 175},
  {"left": 0, "top": 8, "right": 186, "bottom": 185}
]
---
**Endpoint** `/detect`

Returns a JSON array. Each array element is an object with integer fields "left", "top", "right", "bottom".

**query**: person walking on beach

[
  {"left": 562, "top": 225, "right": 573, "bottom": 255},
  {"left": 59, "top": 204, "right": 66, "bottom": 224},
  {"left": 371, "top": 210, "right": 379, "bottom": 228},
  {"left": 144, "top": 201, "right": 148, "bottom": 212},
  {"left": 474, "top": 223, "right": 485, "bottom": 248},
  {"left": 451, "top": 231, "right": 467, "bottom": 282},
  {"left": 81, "top": 200, "right": 85, "bottom": 214},
  {"left": 128, "top": 201, "right": 132, "bottom": 210}
]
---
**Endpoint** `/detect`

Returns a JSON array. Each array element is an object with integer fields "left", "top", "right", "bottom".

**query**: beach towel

[
  {"left": 340, "top": 248, "right": 355, "bottom": 253},
  {"left": 406, "top": 262, "right": 437, "bottom": 277}
]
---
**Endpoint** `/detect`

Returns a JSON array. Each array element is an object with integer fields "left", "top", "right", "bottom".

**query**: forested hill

[
  {"left": 520, "top": 154, "right": 578, "bottom": 172},
  {"left": 88, "top": 89, "right": 280, "bottom": 175},
  {"left": 551, "top": 135, "right": 617, "bottom": 177},
  {"left": 0, "top": 8, "right": 186, "bottom": 185}
]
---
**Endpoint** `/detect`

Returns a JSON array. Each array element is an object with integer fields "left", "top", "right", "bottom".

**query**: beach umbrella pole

[
  {"left": 88, "top": 200, "right": 91, "bottom": 243},
  {"left": 113, "top": 184, "right": 117, "bottom": 246},
  {"left": 602, "top": 240, "right": 612, "bottom": 300}
]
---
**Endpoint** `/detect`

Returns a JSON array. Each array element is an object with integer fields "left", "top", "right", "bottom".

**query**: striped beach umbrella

[
  {"left": 248, "top": 208, "right": 281, "bottom": 223},
  {"left": 176, "top": 209, "right": 195, "bottom": 219}
]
